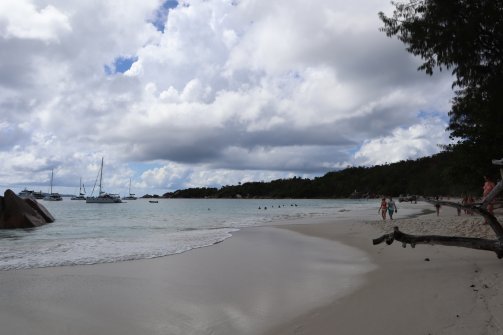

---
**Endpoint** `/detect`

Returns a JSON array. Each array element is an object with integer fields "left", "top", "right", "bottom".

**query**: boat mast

[
  {"left": 99, "top": 157, "right": 104, "bottom": 195},
  {"left": 50, "top": 170, "right": 53, "bottom": 194}
]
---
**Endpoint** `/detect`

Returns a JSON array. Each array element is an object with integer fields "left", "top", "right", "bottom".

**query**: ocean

[{"left": 0, "top": 198, "right": 411, "bottom": 270}]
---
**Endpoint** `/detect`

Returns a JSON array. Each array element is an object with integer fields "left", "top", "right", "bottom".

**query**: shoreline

[
  {"left": 0, "top": 223, "right": 374, "bottom": 335},
  {"left": 269, "top": 202, "right": 503, "bottom": 334},
  {"left": 0, "top": 201, "right": 502, "bottom": 334}
]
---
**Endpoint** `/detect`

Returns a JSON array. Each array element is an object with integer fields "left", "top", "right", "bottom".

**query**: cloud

[
  {"left": 353, "top": 117, "right": 452, "bottom": 166},
  {"left": 0, "top": 0, "right": 71, "bottom": 42},
  {"left": 0, "top": 0, "right": 455, "bottom": 195}
]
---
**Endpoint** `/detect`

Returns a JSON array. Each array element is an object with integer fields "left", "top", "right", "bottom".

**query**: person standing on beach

[
  {"left": 466, "top": 195, "right": 475, "bottom": 215},
  {"left": 434, "top": 196, "right": 441, "bottom": 216},
  {"left": 483, "top": 175, "right": 496, "bottom": 221},
  {"left": 378, "top": 198, "right": 387, "bottom": 220},
  {"left": 461, "top": 195, "right": 468, "bottom": 214},
  {"left": 387, "top": 197, "right": 397, "bottom": 220}
]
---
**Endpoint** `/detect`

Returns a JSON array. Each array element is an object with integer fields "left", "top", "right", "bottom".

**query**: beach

[
  {"left": 271, "top": 203, "right": 503, "bottom": 334},
  {"left": 1, "top": 201, "right": 502, "bottom": 334}
]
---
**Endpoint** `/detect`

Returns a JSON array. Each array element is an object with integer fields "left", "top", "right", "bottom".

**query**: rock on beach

[{"left": 0, "top": 189, "right": 55, "bottom": 229}]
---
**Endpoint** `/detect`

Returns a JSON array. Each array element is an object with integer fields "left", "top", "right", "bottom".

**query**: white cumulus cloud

[
  {"left": 353, "top": 117, "right": 452, "bottom": 166},
  {"left": 0, "top": 0, "right": 71, "bottom": 42},
  {"left": 0, "top": 0, "right": 456, "bottom": 195}
]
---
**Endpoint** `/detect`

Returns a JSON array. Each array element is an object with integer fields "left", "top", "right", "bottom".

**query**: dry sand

[
  {"left": 1, "top": 201, "right": 502, "bottom": 334},
  {"left": 270, "top": 202, "right": 503, "bottom": 335}
]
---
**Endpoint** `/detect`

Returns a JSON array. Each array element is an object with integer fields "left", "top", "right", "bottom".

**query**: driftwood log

[{"left": 373, "top": 159, "right": 503, "bottom": 259}]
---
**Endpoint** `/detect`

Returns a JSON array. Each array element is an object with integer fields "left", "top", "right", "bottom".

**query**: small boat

[
  {"left": 33, "top": 191, "right": 45, "bottom": 199},
  {"left": 86, "top": 157, "right": 122, "bottom": 203},
  {"left": 122, "top": 178, "right": 137, "bottom": 200},
  {"left": 19, "top": 189, "right": 45, "bottom": 199},
  {"left": 149, "top": 200, "right": 158, "bottom": 203},
  {"left": 45, "top": 193, "right": 63, "bottom": 201},
  {"left": 19, "top": 188, "right": 35, "bottom": 198},
  {"left": 44, "top": 170, "right": 63, "bottom": 201},
  {"left": 71, "top": 178, "right": 87, "bottom": 200}
]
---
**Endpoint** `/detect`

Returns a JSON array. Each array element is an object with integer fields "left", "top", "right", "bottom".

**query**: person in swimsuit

[
  {"left": 387, "top": 197, "right": 397, "bottom": 220},
  {"left": 483, "top": 175, "right": 496, "bottom": 221},
  {"left": 467, "top": 195, "right": 474, "bottom": 215},
  {"left": 434, "top": 196, "right": 441, "bottom": 216},
  {"left": 461, "top": 195, "right": 468, "bottom": 214},
  {"left": 378, "top": 197, "right": 387, "bottom": 220}
]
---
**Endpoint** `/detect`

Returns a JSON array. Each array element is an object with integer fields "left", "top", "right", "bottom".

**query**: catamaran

[
  {"left": 86, "top": 157, "right": 122, "bottom": 203},
  {"left": 71, "top": 178, "right": 86, "bottom": 200},
  {"left": 44, "top": 169, "right": 63, "bottom": 201},
  {"left": 122, "top": 178, "right": 137, "bottom": 200},
  {"left": 19, "top": 188, "right": 35, "bottom": 198},
  {"left": 19, "top": 189, "right": 45, "bottom": 199}
]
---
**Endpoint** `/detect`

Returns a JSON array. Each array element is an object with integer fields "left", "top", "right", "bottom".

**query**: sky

[{"left": 0, "top": 0, "right": 455, "bottom": 197}]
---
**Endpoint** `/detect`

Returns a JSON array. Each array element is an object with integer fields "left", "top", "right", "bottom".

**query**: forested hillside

[{"left": 165, "top": 151, "right": 498, "bottom": 199}]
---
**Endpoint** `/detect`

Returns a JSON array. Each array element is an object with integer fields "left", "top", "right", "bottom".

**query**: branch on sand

[{"left": 373, "top": 159, "right": 503, "bottom": 259}]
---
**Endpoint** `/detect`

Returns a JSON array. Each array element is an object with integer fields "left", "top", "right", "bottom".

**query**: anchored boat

[{"left": 86, "top": 158, "right": 122, "bottom": 204}]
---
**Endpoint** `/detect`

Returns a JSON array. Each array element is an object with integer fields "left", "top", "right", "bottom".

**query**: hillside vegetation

[{"left": 165, "top": 151, "right": 497, "bottom": 199}]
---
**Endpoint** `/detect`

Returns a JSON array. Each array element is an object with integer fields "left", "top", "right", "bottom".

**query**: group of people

[
  {"left": 378, "top": 197, "right": 397, "bottom": 220},
  {"left": 377, "top": 175, "right": 497, "bottom": 222},
  {"left": 460, "top": 195, "right": 476, "bottom": 215},
  {"left": 433, "top": 175, "right": 498, "bottom": 222},
  {"left": 458, "top": 175, "right": 496, "bottom": 218}
]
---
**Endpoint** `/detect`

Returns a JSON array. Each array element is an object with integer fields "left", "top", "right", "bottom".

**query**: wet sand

[{"left": 0, "top": 226, "right": 372, "bottom": 335}]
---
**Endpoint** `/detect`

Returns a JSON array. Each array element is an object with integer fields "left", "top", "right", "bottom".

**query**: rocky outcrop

[{"left": 0, "top": 189, "right": 55, "bottom": 229}]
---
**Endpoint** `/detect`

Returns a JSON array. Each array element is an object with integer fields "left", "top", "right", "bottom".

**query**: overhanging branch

[{"left": 424, "top": 198, "right": 503, "bottom": 239}]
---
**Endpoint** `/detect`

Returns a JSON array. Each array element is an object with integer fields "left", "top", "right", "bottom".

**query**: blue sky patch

[
  {"left": 417, "top": 109, "right": 448, "bottom": 123},
  {"left": 128, "top": 161, "right": 164, "bottom": 177},
  {"left": 150, "top": 0, "right": 178, "bottom": 32},
  {"left": 104, "top": 56, "right": 138, "bottom": 75}
]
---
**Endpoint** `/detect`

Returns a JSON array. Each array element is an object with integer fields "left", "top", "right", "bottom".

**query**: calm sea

[{"left": 0, "top": 198, "right": 402, "bottom": 270}]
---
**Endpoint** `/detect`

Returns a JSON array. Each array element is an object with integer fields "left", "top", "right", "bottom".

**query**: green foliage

[
  {"left": 165, "top": 187, "right": 218, "bottom": 198},
  {"left": 379, "top": 0, "right": 503, "bottom": 171},
  {"left": 167, "top": 152, "right": 497, "bottom": 199}
]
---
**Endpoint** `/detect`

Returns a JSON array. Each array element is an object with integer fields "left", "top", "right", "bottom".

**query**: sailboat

[
  {"left": 122, "top": 178, "right": 137, "bottom": 200},
  {"left": 44, "top": 170, "right": 63, "bottom": 201},
  {"left": 71, "top": 178, "right": 86, "bottom": 200},
  {"left": 86, "top": 157, "right": 122, "bottom": 203}
]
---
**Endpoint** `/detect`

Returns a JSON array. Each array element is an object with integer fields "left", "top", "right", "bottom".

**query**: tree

[
  {"left": 376, "top": 1, "right": 503, "bottom": 257},
  {"left": 379, "top": 0, "right": 503, "bottom": 174}
]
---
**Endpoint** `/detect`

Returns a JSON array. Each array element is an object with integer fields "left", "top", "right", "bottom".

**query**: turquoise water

[{"left": 0, "top": 198, "right": 382, "bottom": 270}]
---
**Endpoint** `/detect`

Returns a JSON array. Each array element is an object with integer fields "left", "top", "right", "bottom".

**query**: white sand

[
  {"left": 270, "top": 201, "right": 503, "bottom": 334},
  {"left": 371, "top": 200, "right": 500, "bottom": 239},
  {"left": 1, "top": 201, "right": 502, "bottom": 334}
]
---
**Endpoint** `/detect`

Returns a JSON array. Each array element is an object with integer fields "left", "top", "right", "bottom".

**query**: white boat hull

[
  {"left": 44, "top": 193, "right": 63, "bottom": 201},
  {"left": 86, "top": 196, "right": 122, "bottom": 203}
]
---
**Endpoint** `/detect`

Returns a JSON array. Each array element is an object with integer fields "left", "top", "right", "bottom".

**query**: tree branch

[
  {"left": 424, "top": 198, "right": 503, "bottom": 239},
  {"left": 373, "top": 227, "right": 503, "bottom": 259}
]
